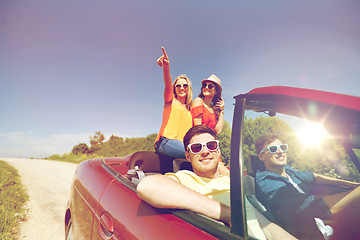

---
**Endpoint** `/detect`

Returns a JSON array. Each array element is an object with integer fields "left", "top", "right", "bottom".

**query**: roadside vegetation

[
  {"left": 47, "top": 121, "right": 232, "bottom": 166},
  {"left": 0, "top": 161, "right": 29, "bottom": 240},
  {"left": 48, "top": 118, "right": 359, "bottom": 182},
  {"left": 47, "top": 131, "right": 159, "bottom": 164}
]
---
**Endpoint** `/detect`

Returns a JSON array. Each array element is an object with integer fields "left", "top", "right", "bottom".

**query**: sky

[{"left": 1, "top": 0, "right": 359, "bottom": 158}]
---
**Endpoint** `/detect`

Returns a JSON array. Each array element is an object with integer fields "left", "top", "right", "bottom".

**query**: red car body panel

[
  {"left": 71, "top": 159, "right": 115, "bottom": 239},
  {"left": 96, "top": 178, "right": 219, "bottom": 239},
  {"left": 68, "top": 157, "right": 221, "bottom": 240},
  {"left": 247, "top": 86, "right": 360, "bottom": 111}
]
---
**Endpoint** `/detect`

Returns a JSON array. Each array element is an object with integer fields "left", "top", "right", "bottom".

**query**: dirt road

[{"left": 2, "top": 158, "right": 78, "bottom": 240}]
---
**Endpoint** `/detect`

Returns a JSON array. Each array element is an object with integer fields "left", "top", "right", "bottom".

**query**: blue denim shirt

[{"left": 255, "top": 165, "right": 332, "bottom": 239}]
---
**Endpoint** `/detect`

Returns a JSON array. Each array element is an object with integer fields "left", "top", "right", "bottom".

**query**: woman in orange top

[
  {"left": 154, "top": 47, "right": 193, "bottom": 159},
  {"left": 191, "top": 75, "right": 225, "bottom": 135}
]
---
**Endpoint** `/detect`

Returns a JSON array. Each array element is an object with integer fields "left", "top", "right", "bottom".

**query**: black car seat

[
  {"left": 173, "top": 158, "right": 193, "bottom": 172},
  {"left": 244, "top": 155, "right": 276, "bottom": 222},
  {"left": 246, "top": 155, "right": 266, "bottom": 177}
]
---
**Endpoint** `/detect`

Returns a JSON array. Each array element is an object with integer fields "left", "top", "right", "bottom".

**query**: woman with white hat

[
  {"left": 191, "top": 74, "right": 225, "bottom": 135},
  {"left": 154, "top": 47, "right": 193, "bottom": 159}
]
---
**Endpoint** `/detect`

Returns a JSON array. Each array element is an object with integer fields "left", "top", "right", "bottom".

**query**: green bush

[{"left": 48, "top": 133, "right": 158, "bottom": 163}]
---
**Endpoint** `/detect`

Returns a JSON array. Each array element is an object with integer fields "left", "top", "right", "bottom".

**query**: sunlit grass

[
  {"left": 47, "top": 152, "right": 106, "bottom": 163},
  {"left": 0, "top": 160, "right": 29, "bottom": 240}
]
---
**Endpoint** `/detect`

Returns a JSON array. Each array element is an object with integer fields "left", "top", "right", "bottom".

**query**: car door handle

[{"left": 99, "top": 212, "right": 114, "bottom": 239}]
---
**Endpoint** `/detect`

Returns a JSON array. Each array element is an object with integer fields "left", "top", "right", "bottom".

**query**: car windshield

[
  {"left": 241, "top": 109, "right": 360, "bottom": 239},
  {"left": 243, "top": 110, "right": 360, "bottom": 181}
]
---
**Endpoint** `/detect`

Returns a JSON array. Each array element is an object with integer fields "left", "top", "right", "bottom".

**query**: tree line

[
  {"left": 71, "top": 131, "right": 157, "bottom": 157},
  {"left": 64, "top": 121, "right": 232, "bottom": 165},
  {"left": 50, "top": 117, "right": 359, "bottom": 182}
]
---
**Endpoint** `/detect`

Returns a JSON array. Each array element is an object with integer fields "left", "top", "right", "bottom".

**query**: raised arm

[
  {"left": 157, "top": 47, "right": 173, "bottom": 104},
  {"left": 137, "top": 174, "right": 231, "bottom": 225}
]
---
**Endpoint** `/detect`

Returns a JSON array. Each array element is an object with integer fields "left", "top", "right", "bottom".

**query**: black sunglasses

[{"left": 202, "top": 83, "right": 215, "bottom": 89}]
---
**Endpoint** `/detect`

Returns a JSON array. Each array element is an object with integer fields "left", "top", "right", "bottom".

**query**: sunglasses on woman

[
  {"left": 260, "top": 144, "right": 288, "bottom": 154},
  {"left": 187, "top": 140, "right": 219, "bottom": 154},
  {"left": 175, "top": 84, "right": 189, "bottom": 88},
  {"left": 202, "top": 83, "right": 215, "bottom": 89}
]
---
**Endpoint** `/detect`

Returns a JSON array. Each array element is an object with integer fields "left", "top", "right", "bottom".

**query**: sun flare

[{"left": 296, "top": 120, "right": 329, "bottom": 148}]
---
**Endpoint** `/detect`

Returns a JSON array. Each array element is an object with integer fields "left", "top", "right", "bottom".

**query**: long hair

[
  {"left": 173, "top": 74, "right": 193, "bottom": 109},
  {"left": 198, "top": 83, "right": 222, "bottom": 117}
]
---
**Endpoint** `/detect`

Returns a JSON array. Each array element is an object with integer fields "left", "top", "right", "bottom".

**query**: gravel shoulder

[{"left": 2, "top": 158, "right": 78, "bottom": 240}]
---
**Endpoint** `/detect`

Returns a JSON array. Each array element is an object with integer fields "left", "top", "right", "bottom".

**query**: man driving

[{"left": 255, "top": 134, "right": 360, "bottom": 240}]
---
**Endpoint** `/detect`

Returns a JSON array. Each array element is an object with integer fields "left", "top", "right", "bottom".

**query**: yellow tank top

[{"left": 156, "top": 98, "right": 193, "bottom": 142}]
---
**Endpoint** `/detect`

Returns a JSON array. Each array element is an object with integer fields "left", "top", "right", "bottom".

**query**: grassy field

[{"left": 0, "top": 160, "right": 29, "bottom": 240}]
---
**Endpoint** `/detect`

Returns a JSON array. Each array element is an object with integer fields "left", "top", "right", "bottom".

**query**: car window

[
  {"left": 243, "top": 110, "right": 360, "bottom": 183},
  {"left": 242, "top": 109, "right": 360, "bottom": 238}
]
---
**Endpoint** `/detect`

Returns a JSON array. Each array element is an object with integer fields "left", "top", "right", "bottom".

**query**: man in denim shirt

[{"left": 255, "top": 134, "right": 360, "bottom": 240}]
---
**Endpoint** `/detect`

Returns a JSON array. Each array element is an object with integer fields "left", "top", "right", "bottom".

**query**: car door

[{"left": 71, "top": 159, "right": 116, "bottom": 239}]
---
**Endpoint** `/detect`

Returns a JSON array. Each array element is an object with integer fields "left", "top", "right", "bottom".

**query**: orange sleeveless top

[
  {"left": 190, "top": 104, "right": 217, "bottom": 131},
  {"left": 156, "top": 99, "right": 193, "bottom": 143}
]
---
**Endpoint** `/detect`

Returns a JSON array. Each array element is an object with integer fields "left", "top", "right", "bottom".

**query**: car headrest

[
  {"left": 246, "top": 155, "right": 266, "bottom": 177},
  {"left": 127, "top": 151, "right": 161, "bottom": 173}
]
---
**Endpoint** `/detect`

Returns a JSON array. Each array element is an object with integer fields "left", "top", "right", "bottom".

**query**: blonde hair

[{"left": 173, "top": 74, "right": 193, "bottom": 109}]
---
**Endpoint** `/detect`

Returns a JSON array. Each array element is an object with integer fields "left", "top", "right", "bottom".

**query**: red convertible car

[{"left": 65, "top": 86, "right": 360, "bottom": 239}]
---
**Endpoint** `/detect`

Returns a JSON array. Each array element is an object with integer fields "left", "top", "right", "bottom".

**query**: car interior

[
  {"left": 121, "top": 151, "right": 243, "bottom": 238},
  {"left": 124, "top": 150, "right": 284, "bottom": 239},
  {"left": 122, "top": 144, "right": 357, "bottom": 239},
  {"left": 126, "top": 151, "right": 192, "bottom": 177}
]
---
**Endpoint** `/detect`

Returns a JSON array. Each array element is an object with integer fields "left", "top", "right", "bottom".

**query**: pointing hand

[{"left": 157, "top": 47, "right": 170, "bottom": 67}]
